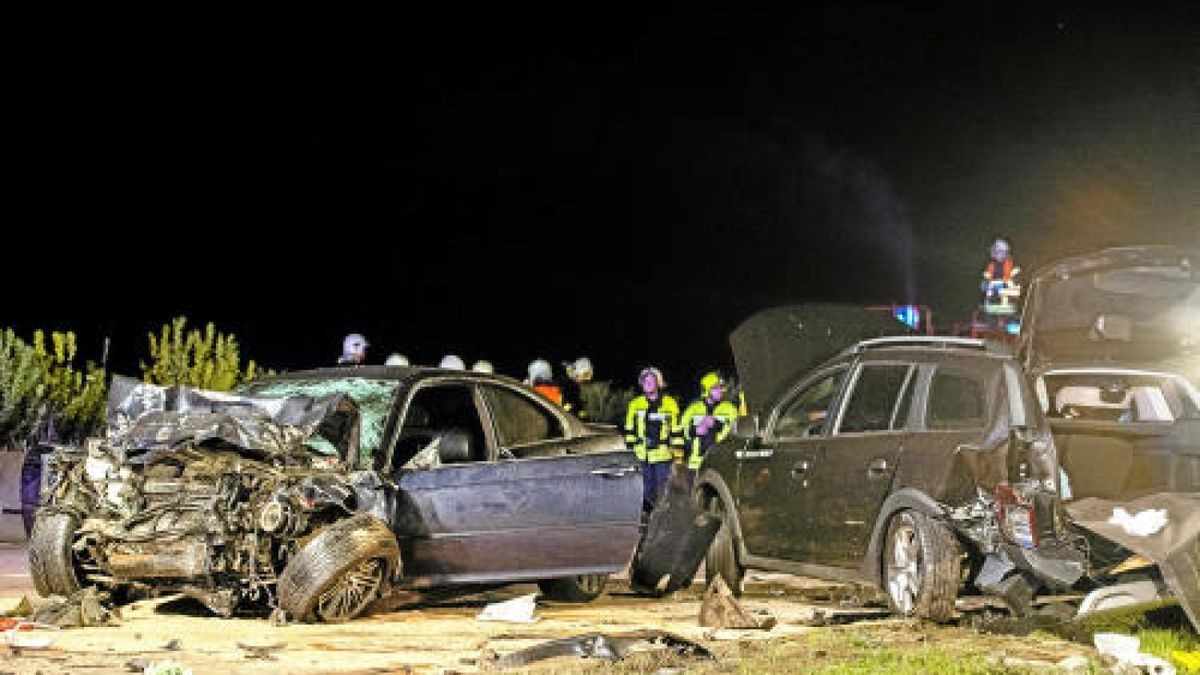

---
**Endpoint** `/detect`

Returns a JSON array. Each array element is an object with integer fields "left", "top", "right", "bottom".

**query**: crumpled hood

[
  {"left": 1067, "top": 493, "right": 1200, "bottom": 631},
  {"left": 105, "top": 375, "right": 357, "bottom": 461},
  {"left": 729, "top": 304, "right": 913, "bottom": 415},
  {"left": 1020, "top": 246, "right": 1200, "bottom": 373}
]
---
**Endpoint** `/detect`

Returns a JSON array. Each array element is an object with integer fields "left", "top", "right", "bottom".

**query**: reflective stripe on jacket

[
  {"left": 681, "top": 398, "right": 739, "bottom": 470},
  {"left": 623, "top": 394, "right": 683, "bottom": 463}
]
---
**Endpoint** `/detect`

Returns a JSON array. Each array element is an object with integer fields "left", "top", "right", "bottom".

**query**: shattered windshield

[{"left": 239, "top": 378, "right": 400, "bottom": 468}]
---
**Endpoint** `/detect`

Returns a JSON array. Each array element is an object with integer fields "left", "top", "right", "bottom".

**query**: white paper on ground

[
  {"left": 1108, "top": 507, "right": 1168, "bottom": 537},
  {"left": 1093, "top": 632, "right": 1176, "bottom": 674},
  {"left": 475, "top": 593, "right": 540, "bottom": 623}
]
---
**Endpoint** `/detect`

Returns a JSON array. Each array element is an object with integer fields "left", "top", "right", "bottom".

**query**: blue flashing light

[
  {"left": 1005, "top": 321, "right": 1022, "bottom": 335},
  {"left": 893, "top": 305, "right": 922, "bottom": 331}
]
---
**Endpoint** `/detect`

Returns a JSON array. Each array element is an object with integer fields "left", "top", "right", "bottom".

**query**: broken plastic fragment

[
  {"left": 4, "top": 627, "right": 57, "bottom": 649},
  {"left": 1108, "top": 507, "right": 1168, "bottom": 537},
  {"left": 1094, "top": 633, "right": 1176, "bottom": 675},
  {"left": 476, "top": 593, "right": 539, "bottom": 623}
]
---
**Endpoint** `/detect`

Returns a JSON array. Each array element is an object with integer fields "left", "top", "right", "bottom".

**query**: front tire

[
  {"left": 29, "top": 511, "right": 83, "bottom": 597},
  {"left": 882, "top": 509, "right": 961, "bottom": 621},
  {"left": 277, "top": 515, "right": 400, "bottom": 623},
  {"left": 704, "top": 493, "right": 745, "bottom": 596},
  {"left": 537, "top": 574, "right": 608, "bottom": 602}
]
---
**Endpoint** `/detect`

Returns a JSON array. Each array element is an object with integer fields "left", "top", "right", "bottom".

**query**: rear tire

[
  {"left": 537, "top": 574, "right": 608, "bottom": 602},
  {"left": 277, "top": 515, "right": 400, "bottom": 623},
  {"left": 29, "top": 511, "right": 83, "bottom": 597},
  {"left": 703, "top": 493, "right": 745, "bottom": 596},
  {"left": 882, "top": 509, "right": 961, "bottom": 621}
]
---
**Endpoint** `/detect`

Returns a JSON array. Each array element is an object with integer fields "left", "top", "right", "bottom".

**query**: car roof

[
  {"left": 836, "top": 336, "right": 1015, "bottom": 362},
  {"left": 245, "top": 365, "right": 530, "bottom": 389}
]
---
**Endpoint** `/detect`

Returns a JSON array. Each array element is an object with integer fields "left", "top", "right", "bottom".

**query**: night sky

[{"left": 8, "top": 2, "right": 1196, "bottom": 389}]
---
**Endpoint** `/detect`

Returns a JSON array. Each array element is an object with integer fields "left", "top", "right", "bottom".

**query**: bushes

[
  {"left": 0, "top": 329, "right": 106, "bottom": 447},
  {"left": 0, "top": 317, "right": 268, "bottom": 448},
  {"left": 140, "top": 316, "right": 261, "bottom": 390}
]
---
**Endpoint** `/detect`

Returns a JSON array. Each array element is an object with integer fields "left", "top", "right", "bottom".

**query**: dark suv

[{"left": 698, "top": 310, "right": 1085, "bottom": 620}]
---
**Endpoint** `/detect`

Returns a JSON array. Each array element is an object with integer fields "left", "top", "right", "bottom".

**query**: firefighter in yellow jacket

[
  {"left": 680, "top": 371, "right": 739, "bottom": 487},
  {"left": 624, "top": 366, "right": 683, "bottom": 511}
]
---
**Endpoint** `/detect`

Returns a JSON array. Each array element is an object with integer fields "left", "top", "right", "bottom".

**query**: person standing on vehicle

[
  {"left": 624, "top": 366, "right": 682, "bottom": 511},
  {"left": 680, "top": 371, "right": 739, "bottom": 487},
  {"left": 338, "top": 333, "right": 369, "bottom": 366}
]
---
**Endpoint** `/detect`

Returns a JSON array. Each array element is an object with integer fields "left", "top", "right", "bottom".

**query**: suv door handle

[
  {"left": 591, "top": 466, "right": 639, "bottom": 478},
  {"left": 867, "top": 458, "right": 889, "bottom": 477},
  {"left": 790, "top": 460, "right": 811, "bottom": 476}
]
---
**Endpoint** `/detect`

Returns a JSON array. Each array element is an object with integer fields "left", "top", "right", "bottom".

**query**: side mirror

[{"left": 735, "top": 414, "right": 760, "bottom": 439}]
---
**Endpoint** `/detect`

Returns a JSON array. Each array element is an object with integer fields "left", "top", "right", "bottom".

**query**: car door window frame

[
  {"left": 767, "top": 363, "right": 851, "bottom": 441},
  {"left": 478, "top": 382, "right": 572, "bottom": 457},
  {"left": 386, "top": 377, "right": 498, "bottom": 474},
  {"left": 831, "top": 361, "right": 916, "bottom": 436}
]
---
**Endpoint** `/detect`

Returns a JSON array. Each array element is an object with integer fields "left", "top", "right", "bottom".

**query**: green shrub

[
  {"left": 140, "top": 317, "right": 263, "bottom": 391},
  {"left": 0, "top": 329, "right": 107, "bottom": 446}
]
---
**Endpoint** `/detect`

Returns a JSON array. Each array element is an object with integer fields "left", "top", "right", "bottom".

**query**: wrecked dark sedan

[
  {"left": 697, "top": 306, "right": 1087, "bottom": 620},
  {"left": 29, "top": 368, "right": 643, "bottom": 622}
]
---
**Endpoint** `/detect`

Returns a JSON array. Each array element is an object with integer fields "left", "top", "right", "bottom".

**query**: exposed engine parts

[{"left": 42, "top": 443, "right": 356, "bottom": 617}]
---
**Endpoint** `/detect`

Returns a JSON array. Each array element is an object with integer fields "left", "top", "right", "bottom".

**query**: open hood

[
  {"left": 105, "top": 375, "right": 359, "bottom": 463},
  {"left": 729, "top": 304, "right": 913, "bottom": 416},
  {"left": 1019, "top": 246, "right": 1200, "bottom": 373}
]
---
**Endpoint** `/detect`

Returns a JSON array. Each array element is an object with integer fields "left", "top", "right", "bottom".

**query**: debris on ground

[
  {"left": 2, "top": 596, "right": 34, "bottom": 618},
  {"left": 699, "top": 577, "right": 776, "bottom": 630},
  {"left": 127, "top": 658, "right": 153, "bottom": 672},
  {"left": 476, "top": 593, "right": 539, "bottom": 624},
  {"left": 490, "top": 631, "right": 713, "bottom": 669},
  {"left": 237, "top": 640, "right": 287, "bottom": 660},
  {"left": 4, "top": 626, "right": 58, "bottom": 649},
  {"left": 141, "top": 658, "right": 194, "bottom": 675},
  {"left": 24, "top": 587, "right": 115, "bottom": 628},
  {"left": 1093, "top": 632, "right": 1176, "bottom": 674},
  {"left": 163, "top": 638, "right": 182, "bottom": 650},
  {"left": 630, "top": 474, "right": 722, "bottom": 596},
  {"left": 797, "top": 607, "right": 891, "bottom": 627}
]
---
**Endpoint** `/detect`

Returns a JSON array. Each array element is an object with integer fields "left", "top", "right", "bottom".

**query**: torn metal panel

[
  {"left": 630, "top": 474, "right": 721, "bottom": 596},
  {"left": 105, "top": 375, "right": 359, "bottom": 463},
  {"left": 493, "top": 631, "right": 713, "bottom": 668},
  {"left": 1067, "top": 493, "right": 1200, "bottom": 631}
]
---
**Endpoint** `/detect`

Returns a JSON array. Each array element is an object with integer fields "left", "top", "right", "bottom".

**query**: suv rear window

[{"left": 927, "top": 369, "right": 987, "bottom": 430}]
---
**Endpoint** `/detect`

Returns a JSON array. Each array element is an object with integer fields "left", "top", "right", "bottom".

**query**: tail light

[{"left": 995, "top": 483, "right": 1038, "bottom": 550}]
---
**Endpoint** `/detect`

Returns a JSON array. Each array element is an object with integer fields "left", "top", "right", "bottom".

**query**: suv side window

[
  {"left": 837, "top": 364, "right": 913, "bottom": 434},
  {"left": 927, "top": 368, "right": 988, "bottom": 430},
  {"left": 482, "top": 385, "right": 566, "bottom": 448},
  {"left": 774, "top": 368, "right": 848, "bottom": 439}
]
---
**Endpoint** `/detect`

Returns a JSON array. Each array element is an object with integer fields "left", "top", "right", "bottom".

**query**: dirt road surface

[{"left": 0, "top": 543, "right": 1098, "bottom": 674}]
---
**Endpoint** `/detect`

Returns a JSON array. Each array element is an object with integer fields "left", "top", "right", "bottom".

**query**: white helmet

[
  {"left": 341, "top": 333, "right": 368, "bottom": 361},
  {"left": 439, "top": 354, "right": 466, "bottom": 370},
  {"left": 990, "top": 237, "right": 1011, "bottom": 259},
  {"left": 566, "top": 356, "right": 593, "bottom": 381},
  {"left": 472, "top": 360, "right": 495, "bottom": 374},
  {"left": 527, "top": 358, "right": 553, "bottom": 384},
  {"left": 385, "top": 353, "right": 410, "bottom": 367}
]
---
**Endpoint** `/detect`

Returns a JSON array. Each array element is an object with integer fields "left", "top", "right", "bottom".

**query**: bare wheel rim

[
  {"left": 576, "top": 575, "right": 604, "bottom": 594},
  {"left": 886, "top": 524, "right": 922, "bottom": 614},
  {"left": 316, "top": 558, "right": 384, "bottom": 621}
]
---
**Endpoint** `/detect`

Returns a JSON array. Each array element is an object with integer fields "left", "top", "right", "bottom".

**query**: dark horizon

[{"left": 7, "top": 2, "right": 1195, "bottom": 390}]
